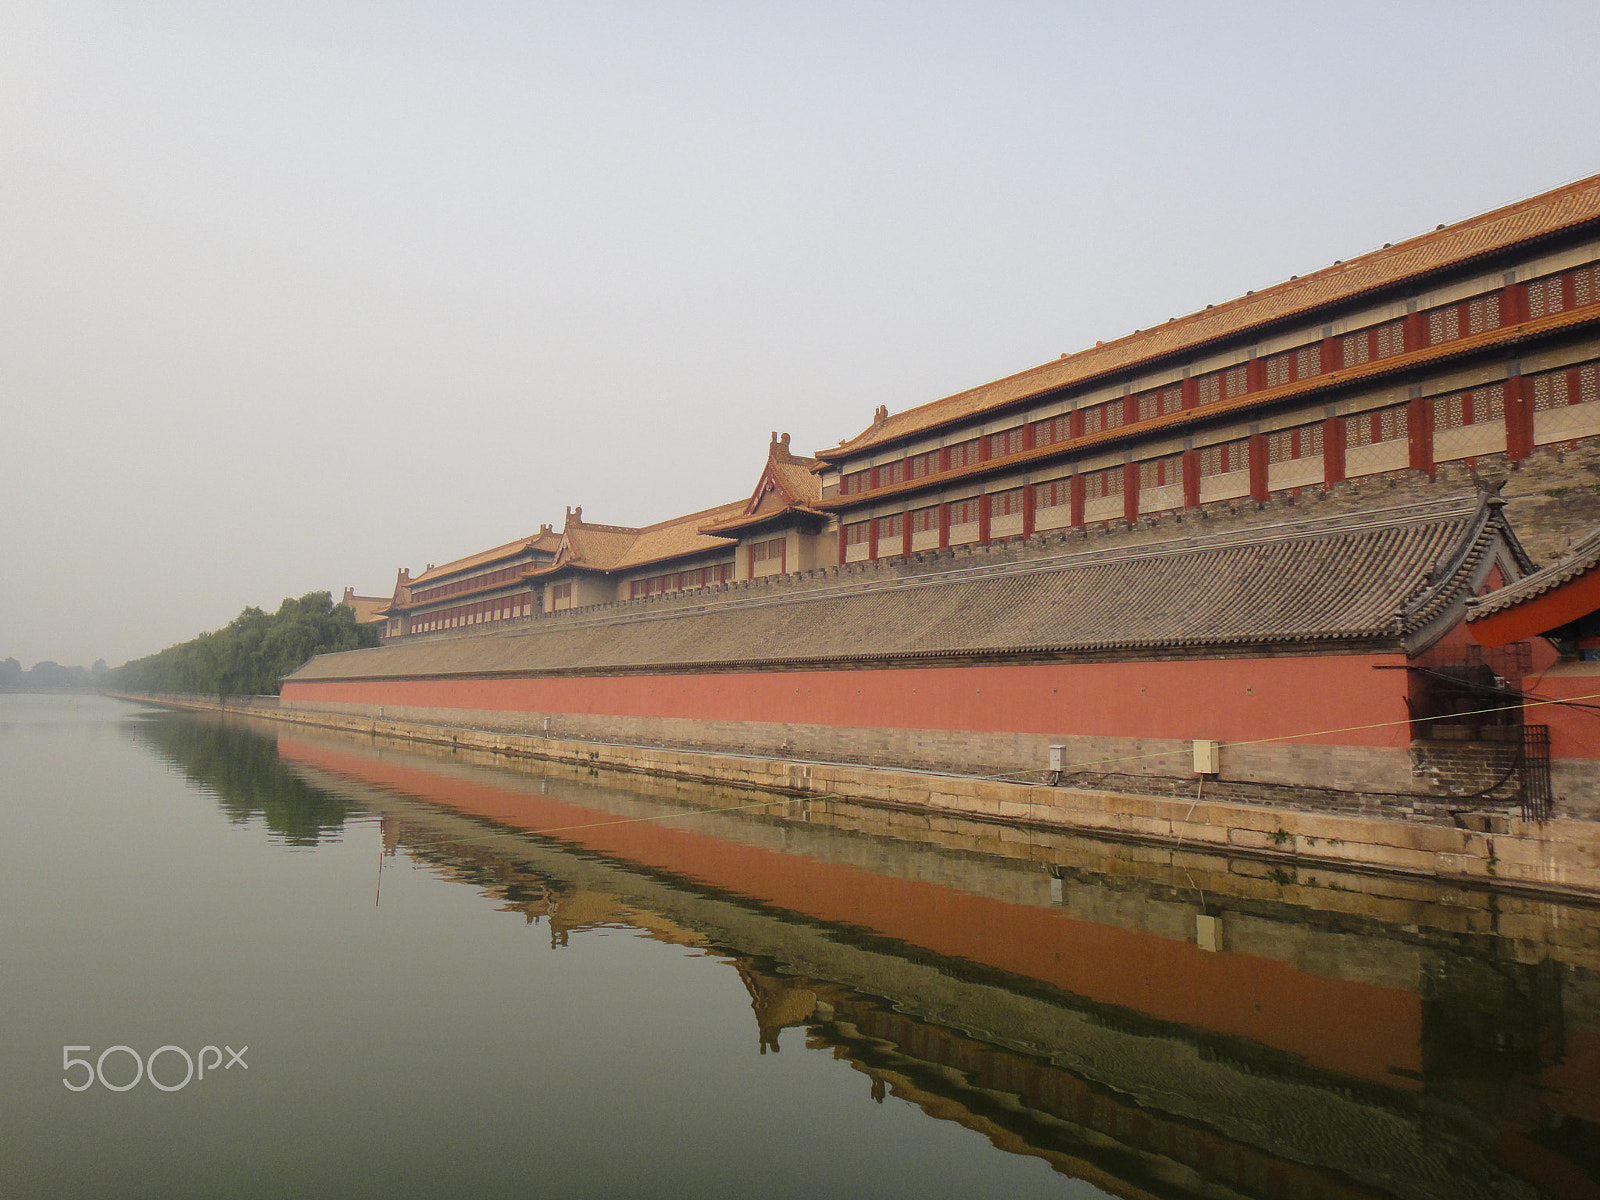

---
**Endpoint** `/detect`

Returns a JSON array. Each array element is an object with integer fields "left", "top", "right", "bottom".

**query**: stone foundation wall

[{"left": 114, "top": 694, "right": 1600, "bottom": 900}]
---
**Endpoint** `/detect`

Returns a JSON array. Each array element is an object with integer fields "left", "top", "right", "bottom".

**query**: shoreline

[{"left": 110, "top": 691, "right": 1600, "bottom": 901}]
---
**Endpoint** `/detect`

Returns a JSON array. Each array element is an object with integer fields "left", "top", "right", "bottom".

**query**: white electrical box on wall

[{"left": 1193, "top": 739, "right": 1221, "bottom": 775}]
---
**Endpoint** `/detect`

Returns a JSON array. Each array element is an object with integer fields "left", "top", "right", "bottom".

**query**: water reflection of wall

[{"left": 249, "top": 718, "right": 1600, "bottom": 1199}]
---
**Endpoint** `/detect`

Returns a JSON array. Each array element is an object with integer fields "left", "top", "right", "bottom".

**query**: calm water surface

[{"left": 2, "top": 694, "right": 1596, "bottom": 1199}]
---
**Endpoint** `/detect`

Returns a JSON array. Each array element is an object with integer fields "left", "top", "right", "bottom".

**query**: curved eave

[{"left": 1468, "top": 568, "right": 1600, "bottom": 646}]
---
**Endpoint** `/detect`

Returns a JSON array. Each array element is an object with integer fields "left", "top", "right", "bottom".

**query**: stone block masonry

[{"left": 117, "top": 694, "right": 1600, "bottom": 901}]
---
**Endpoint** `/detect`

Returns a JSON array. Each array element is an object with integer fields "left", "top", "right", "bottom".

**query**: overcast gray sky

[{"left": 3, "top": 1, "right": 1597, "bottom": 669}]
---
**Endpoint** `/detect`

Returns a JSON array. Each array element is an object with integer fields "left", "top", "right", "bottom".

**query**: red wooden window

[
  {"left": 988, "top": 427, "right": 1025, "bottom": 458},
  {"left": 1266, "top": 424, "right": 1324, "bottom": 463},
  {"left": 1345, "top": 405, "right": 1408, "bottom": 445},
  {"left": 1082, "top": 467, "right": 1123, "bottom": 498},
  {"left": 1197, "top": 439, "right": 1249, "bottom": 476},
  {"left": 751, "top": 537, "right": 785, "bottom": 563},
  {"left": 1195, "top": 373, "right": 1221, "bottom": 405},
  {"left": 948, "top": 498, "right": 981, "bottom": 525},
  {"left": 1528, "top": 264, "right": 1598, "bottom": 319},
  {"left": 1033, "top": 478, "right": 1071, "bottom": 509},
  {"left": 908, "top": 451, "right": 938, "bottom": 479},
  {"left": 843, "top": 521, "right": 871, "bottom": 546},
  {"left": 1136, "top": 385, "right": 1184, "bottom": 421},
  {"left": 1221, "top": 365, "right": 1248, "bottom": 400},
  {"left": 877, "top": 513, "right": 904, "bottom": 540},
  {"left": 1080, "top": 400, "right": 1124, "bottom": 434},
  {"left": 1531, "top": 362, "right": 1600, "bottom": 410},
  {"left": 911, "top": 505, "right": 940, "bottom": 532},
  {"left": 946, "top": 439, "right": 981, "bottom": 469},
  {"left": 877, "top": 460, "right": 906, "bottom": 487},
  {"left": 1427, "top": 293, "right": 1502, "bottom": 345},
  {"left": 1032, "top": 414, "right": 1071, "bottom": 446},
  {"left": 1433, "top": 384, "right": 1505, "bottom": 430},
  {"left": 552, "top": 582, "right": 572, "bottom": 602},
  {"left": 989, "top": 488, "right": 1024, "bottom": 516},
  {"left": 1138, "top": 454, "right": 1182, "bottom": 488},
  {"left": 840, "top": 469, "right": 871, "bottom": 495}
]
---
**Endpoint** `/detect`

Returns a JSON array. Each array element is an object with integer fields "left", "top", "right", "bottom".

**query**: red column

[
  {"left": 1022, "top": 422, "right": 1036, "bottom": 451},
  {"left": 1500, "top": 282, "right": 1527, "bottom": 327},
  {"left": 1181, "top": 377, "right": 1198, "bottom": 410},
  {"left": 1069, "top": 409, "right": 1085, "bottom": 439},
  {"left": 1323, "top": 415, "right": 1346, "bottom": 486},
  {"left": 938, "top": 503, "right": 950, "bottom": 549},
  {"left": 1122, "top": 394, "right": 1139, "bottom": 426},
  {"left": 867, "top": 517, "right": 879, "bottom": 561},
  {"left": 1320, "top": 336, "right": 1341, "bottom": 375},
  {"left": 1022, "top": 483, "right": 1036, "bottom": 539},
  {"left": 836, "top": 525, "right": 846, "bottom": 566},
  {"left": 1122, "top": 463, "right": 1140, "bottom": 523},
  {"left": 978, "top": 494, "right": 991, "bottom": 544},
  {"left": 1181, "top": 449, "right": 1200, "bottom": 508},
  {"left": 1245, "top": 358, "right": 1265, "bottom": 393},
  {"left": 1248, "top": 434, "right": 1269, "bottom": 500},
  {"left": 1070, "top": 475, "right": 1085, "bottom": 528},
  {"left": 1505, "top": 374, "right": 1534, "bottom": 461},
  {"left": 1408, "top": 396, "right": 1434, "bottom": 474},
  {"left": 1403, "top": 311, "right": 1427, "bottom": 353},
  {"left": 901, "top": 517, "right": 912, "bottom": 558}
]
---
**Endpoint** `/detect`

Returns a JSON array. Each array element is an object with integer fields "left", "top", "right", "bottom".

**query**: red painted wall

[{"left": 282, "top": 653, "right": 1414, "bottom": 748}]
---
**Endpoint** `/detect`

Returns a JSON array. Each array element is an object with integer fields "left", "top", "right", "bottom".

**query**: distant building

[{"left": 303, "top": 174, "right": 1600, "bottom": 814}]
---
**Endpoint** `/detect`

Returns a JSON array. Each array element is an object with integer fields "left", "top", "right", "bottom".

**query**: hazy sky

[{"left": 4, "top": 1, "right": 1598, "bottom": 668}]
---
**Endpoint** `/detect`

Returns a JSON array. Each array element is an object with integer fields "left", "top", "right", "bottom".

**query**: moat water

[{"left": 2, "top": 694, "right": 1597, "bottom": 1200}]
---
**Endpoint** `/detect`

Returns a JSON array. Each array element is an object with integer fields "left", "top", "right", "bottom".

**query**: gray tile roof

[
  {"left": 288, "top": 495, "right": 1509, "bottom": 683},
  {"left": 1466, "top": 521, "right": 1600, "bottom": 622}
]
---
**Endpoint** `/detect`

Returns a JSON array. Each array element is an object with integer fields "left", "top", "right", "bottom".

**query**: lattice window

[
  {"left": 1195, "top": 373, "right": 1220, "bottom": 405},
  {"left": 1218, "top": 365, "right": 1246, "bottom": 399},
  {"left": 1433, "top": 384, "right": 1504, "bottom": 430},
  {"left": 909, "top": 451, "right": 937, "bottom": 478},
  {"left": 751, "top": 537, "right": 785, "bottom": 563},
  {"left": 844, "top": 521, "right": 871, "bottom": 546},
  {"left": 988, "top": 427, "right": 1025, "bottom": 457},
  {"left": 1576, "top": 265, "right": 1598, "bottom": 308},
  {"left": 1296, "top": 344, "right": 1322, "bottom": 379},
  {"left": 1134, "top": 384, "right": 1185, "bottom": 418},
  {"left": 1341, "top": 330, "right": 1371, "bottom": 367},
  {"left": 990, "top": 488, "right": 1024, "bottom": 516},
  {"left": 877, "top": 460, "right": 905, "bottom": 487},
  {"left": 1083, "top": 467, "right": 1123, "bottom": 498},
  {"left": 1466, "top": 293, "right": 1501, "bottom": 336},
  {"left": 1138, "top": 455, "right": 1182, "bottom": 488},
  {"left": 1345, "top": 405, "right": 1409, "bottom": 446},
  {"left": 1428, "top": 306, "right": 1461, "bottom": 344},
  {"left": 1534, "top": 363, "right": 1600, "bottom": 409},
  {"left": 1198, "top": 439, "right": 1248, "bottom": 476},
  {"left": 840, "top": 470, "right": 870, "bottom": 495},
  {"left": 876, "top": 514, "right": 903, "bottom": 540},
  {"left": 1033, "top": 415, "right": 1070, "bottom": 446},
  {"left": 1527, "top": 275, "right": 1566, "bottom": 319},
  {"left": 911, "top": 506, "right": 939, "bottom": 532},
  {"left": 1263, "top": 352, "right": 1293, "bottom": 389},
  {"left": 1533, "top": 371, "right": 1572, "bottom": 411},
  {"left": 1267, "top": 424, "right": 1323, "bottom": 464},
  {"left": 949, "top": 498, "right": 980, "bottom": 525},
  {"left": 1034, "top": 478, "right": 1070, "bottom": 509},
  {"left": 1374, "top": 319, "right": 1406, "bottom": 359},
  {"left": 946, "top": 439, "right": 981, "bottom": 469}
]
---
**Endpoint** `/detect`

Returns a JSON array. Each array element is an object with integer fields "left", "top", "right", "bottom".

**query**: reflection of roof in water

[{"left": 274, "top": 728, "right": 1600, "bottom": 1200}]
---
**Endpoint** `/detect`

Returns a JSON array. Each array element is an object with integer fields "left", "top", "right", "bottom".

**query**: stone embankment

[{"left": 114, "top": 692, "right": 1600, "bottom": 901}]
